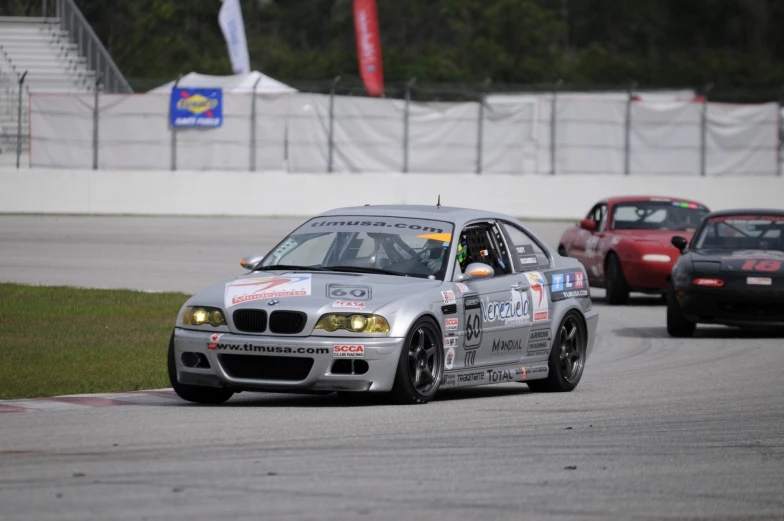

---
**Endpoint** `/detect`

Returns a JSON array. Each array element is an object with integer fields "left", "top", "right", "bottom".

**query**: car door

[
  {"left": 499, "top": 221, "right": 554, "bottom": 361},
  {"left": 572, "top": 203, "right": 607, "bottom": 279},
  {"left": 451, "top": 221, "right": 530, "bottom": 372}
]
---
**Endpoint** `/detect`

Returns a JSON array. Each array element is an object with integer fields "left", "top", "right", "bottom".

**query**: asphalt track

[{"left": 1, "top": 215, "right": 783, "bottom": 521}]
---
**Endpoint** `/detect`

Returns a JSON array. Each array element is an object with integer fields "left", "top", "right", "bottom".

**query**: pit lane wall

[{"left": 2, "top": 168, "right": 782, "bottom": 219}]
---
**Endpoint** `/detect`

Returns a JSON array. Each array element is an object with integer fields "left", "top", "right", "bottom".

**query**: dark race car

[{"left": 667, "top": 209, "right": 784, "bottom": 336}]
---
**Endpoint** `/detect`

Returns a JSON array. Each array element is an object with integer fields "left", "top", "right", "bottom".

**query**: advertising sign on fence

[{"left": 170, "top": 88, "right": 223, "bottom": 127}]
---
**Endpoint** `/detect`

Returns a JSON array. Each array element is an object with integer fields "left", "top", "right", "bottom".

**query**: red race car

[{"left": 558, "top": 196, "right": 710, "bottom": 304}]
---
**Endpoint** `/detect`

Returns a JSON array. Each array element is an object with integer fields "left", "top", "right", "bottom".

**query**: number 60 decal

[
  {"left": 327, "top": 284, "right": 372, "bottom": 300},
  {"left": 463, "top": 293, "right": 482, "bottom": 349}
]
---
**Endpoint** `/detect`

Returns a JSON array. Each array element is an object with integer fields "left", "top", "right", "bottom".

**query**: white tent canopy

[{"left": 148, "top": 71, "right": 297, "bottom": 93}]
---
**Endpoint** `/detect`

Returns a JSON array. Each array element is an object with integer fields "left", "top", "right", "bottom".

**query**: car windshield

[
  {"left": 692, "top": 215, "right": 784, "bottom": 251},
  {"left": 260, "top": 216, "right": 455, "bottom": 280},
  {"left": 611, "top": 201, "right": 709, "bottom": 231}
]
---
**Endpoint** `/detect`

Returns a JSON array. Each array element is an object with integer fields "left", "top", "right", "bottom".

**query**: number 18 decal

[{"left": 742, "top": 260, "right": 782, "bottom": 272}]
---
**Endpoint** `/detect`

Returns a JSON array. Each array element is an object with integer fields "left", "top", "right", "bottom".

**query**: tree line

[{"left": 3, "top": 0, "right": 784, "bottom": 98}]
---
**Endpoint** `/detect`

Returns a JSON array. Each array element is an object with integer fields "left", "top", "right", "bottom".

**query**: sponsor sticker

[
  {"left": 442, "top": 373, "right": 456, "bottom": 387},
  {"left": 491, "top": 338, "right": 524, "bottom": 355},
  {"left": 445, "top": 318, "right": 459, "bottom": 331},
  {"left": 524, "top": 271, "right": 550, "bottom": 322},
  {"left": 482, "top": 290, "right": 530, "bottom": 326},
  {"left": 333, "top": 344, "right": 365, "bottom": 358},
  {"left": 457, "top": 371, "right": 485, "bottom": 384},
  {"left": 516, "top": 245, "right": 534, "bottom": 255},
  {"left": 442, "top": 290, "right": 456, "bottom": 304},
  {"left": 519, "top": 256, "right": 538, "bottom": 265},
  {"left": 444, "top": 336, "right": 458, "bottom": 348},
  {"left": 225, "top": 275, "right": 312, "bottom": 308},
  {"left": 527, "top": 329, "right": 550, "bottom": 354},
  {"left": 747, "top": 277, "right": 772, "bottom": 286},
  {"left": 444, "top": 347, "right": 455, "bottom": 370},
  {"left": 207, "top": 333, "right": 223, "bottom": 349},
  {"left": 456, "top": 283, "right": 469, "bottom": 293},
  {"left": 550, "top": 271, "right": 589, "bottom": 301},
  {"left": 332, "top": 300, "right": 366, "bottom": 309}
]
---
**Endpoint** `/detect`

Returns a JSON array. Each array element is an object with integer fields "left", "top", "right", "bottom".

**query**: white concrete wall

[{"left": 1, "top": 168, "right": 782, "bottom": 219}]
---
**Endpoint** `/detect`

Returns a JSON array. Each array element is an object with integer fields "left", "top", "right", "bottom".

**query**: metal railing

[{"left": 44, "top": 0, "right": 132, "bottom": 93}]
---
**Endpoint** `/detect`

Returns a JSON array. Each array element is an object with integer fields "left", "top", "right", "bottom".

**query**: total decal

[
  {"left": 225, "top": 275, "right": 312, "bottom": 307},
  {"left": 482, "top": 290, "right": 530, "bottom": 326},
  {"left": 333, "top": 344, "right": 365, "bottom": 358},
  {"left": 549, "top": 271, "right": 588, "bottom": 301},
  {"left": 523, "top": 271, "right": 550, "bottom": 322}
]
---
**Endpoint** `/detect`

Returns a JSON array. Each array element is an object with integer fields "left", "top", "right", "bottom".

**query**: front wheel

[
  {"left": 389, "top": 317, "right": 443, "bottom": 405},
  {"left": 527, "top": 312, "right": 587, "bottom": 393},
  {"left": 605, "top": 253, "right": 630, "bottom": 305},
  {"left": 666, "top": 289, "right": 695, "bottom": 337},
  {"left": 167, "top": 332, "right": 234, "bottom": 404}
]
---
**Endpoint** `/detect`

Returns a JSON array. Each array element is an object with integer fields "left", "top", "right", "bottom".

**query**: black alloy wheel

[
  {"left": 389, "top": 317, "right": 443, "bottom": 404},
  {"left": 527, "top": 312, "right": 587, "bottom": 393}
]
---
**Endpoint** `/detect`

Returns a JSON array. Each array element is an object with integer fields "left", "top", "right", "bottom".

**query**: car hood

[{"left": 190, "top": 271, "right": 444, "bottom": 314}]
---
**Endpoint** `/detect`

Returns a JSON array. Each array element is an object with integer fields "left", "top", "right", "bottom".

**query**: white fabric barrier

[
  {"left": 28, "top": 92, "right": 781, "bottom": 176},
  {"left": 2, "top": 168, "right": 782, "bottom": 220}
]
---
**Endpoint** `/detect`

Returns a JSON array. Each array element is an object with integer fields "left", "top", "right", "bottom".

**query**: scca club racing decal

[
  {"left": 523, "top": 271, "right": 549, "bottom": 322},
  {"left": 333, "top": 344, "right": 365, "bottom": 358},
  {"left": 549, "top": 271, "right": 588, "bottom": 301},
  {"left": 225, "top": 275, "right": 312, "bottom": 307},
  {"left": 445, "top": 317, "right": 458, "bottom": 331}
]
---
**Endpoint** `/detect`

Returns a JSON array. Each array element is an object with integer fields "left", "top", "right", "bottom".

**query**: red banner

[{"left": 353, "top": 0, "right": 384, "bottom": 97}]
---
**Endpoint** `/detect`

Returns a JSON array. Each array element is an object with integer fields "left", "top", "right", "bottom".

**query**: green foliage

[{"left": 4, "top": 0, "right": 784, "bottom": 90}]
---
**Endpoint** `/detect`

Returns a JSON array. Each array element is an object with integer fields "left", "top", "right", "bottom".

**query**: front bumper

[
  {"left": 173, "top": 328, "right": 405, "bottom": 393},
  {"left": 621, "top": 259, "right": 674, "bottom": 291},
  {"left": 676, "top": 288, "right": 784, "bottom": 327}
]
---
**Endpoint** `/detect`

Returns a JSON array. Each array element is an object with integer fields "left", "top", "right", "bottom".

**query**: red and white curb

[{"left": 0, "top": 389, "right": 181, "bottom": 413}]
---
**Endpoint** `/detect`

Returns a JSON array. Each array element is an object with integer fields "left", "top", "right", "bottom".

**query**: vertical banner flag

[
  {"left": 353, "top": 0, "right": 384, "bottom": 96},
  {"left": 218, "top": 0, "right": 251, "bottom": 74}
]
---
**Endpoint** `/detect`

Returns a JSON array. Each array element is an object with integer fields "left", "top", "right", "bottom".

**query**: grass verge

[{"left": 0, "top": 283, "right": 190, "bottom": 400}]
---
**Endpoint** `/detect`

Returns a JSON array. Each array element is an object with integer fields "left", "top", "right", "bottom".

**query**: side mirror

[
  {"left": 671, "top": 236, "right": 688, "bottom": 253},
  {"left": 579, "top": 219, "right": 597, "bottom": 232},
  {"left": 240, "top": 254, "right": 265, "bottom": 271},
  {"left": 462, "top": 262, "right": 494, "bottom": 280}
]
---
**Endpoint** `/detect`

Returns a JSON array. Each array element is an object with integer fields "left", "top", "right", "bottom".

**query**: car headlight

[
  {"left": 182, "top": 306, "right": 226, "bottom": 327},
  {"left": 314, "top": 314, "right": 390, "bottom": 333},
  {"left": 642, "top": 254, "right": 671, "bottom": 263}
]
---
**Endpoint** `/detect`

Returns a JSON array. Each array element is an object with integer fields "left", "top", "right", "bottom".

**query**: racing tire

[
  {"left": 167, "top": 332, "right": 234, "bottom": 404},
  {"left": 605, "top": 253, "right": 630, "bottom": 305},
  {"left": 526, "top": 312, "right": 587, "bottom": 393},
  {"left": 389, "top": 317, "right": 444, "bottom": 405},
  {"left": 558, "top": 245, "right": 568, "bottom": 257},
  {"left": 666, "top": 289, "right": 695, "bottom": 338}
]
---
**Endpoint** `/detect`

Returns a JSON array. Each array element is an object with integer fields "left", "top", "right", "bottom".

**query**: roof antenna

[{"left": 436, "top": 195, "right": 441, "bottom": 209}]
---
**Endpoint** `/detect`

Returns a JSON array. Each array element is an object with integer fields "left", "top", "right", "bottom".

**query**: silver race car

[{"left": 169, "top": 205, "right": 599, "bottom": 404}]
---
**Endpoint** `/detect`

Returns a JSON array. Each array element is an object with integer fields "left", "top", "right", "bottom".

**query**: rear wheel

[
  {"left": 527, "top": 312, "right": 586, "bottom": 393},
  {"left": 389, "top": 317, "right": 443, "bottom": 405},
  {"left": 167, "top": 332, "right": 234, "bottom": 404},
  {"left": 605, "top": 253, "right": 630, "bottom": 305},
  {"left": 666, "top": 289, "right": 695, "bottom": 337},
  {"left": 558, "top": 245, "right": 568, "bottom": 257}
]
